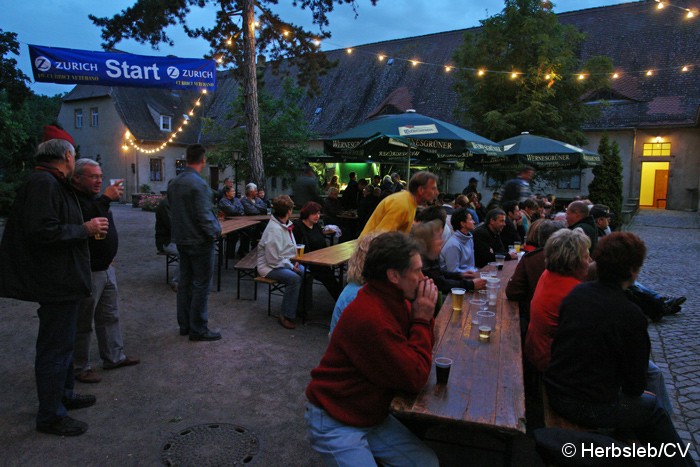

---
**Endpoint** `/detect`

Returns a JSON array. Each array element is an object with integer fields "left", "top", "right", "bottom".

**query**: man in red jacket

[{"left": 305, "top": 232, "right": 439, "bottom": 466}]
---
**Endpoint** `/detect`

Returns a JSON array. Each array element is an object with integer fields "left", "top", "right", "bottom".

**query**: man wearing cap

[
  {"left": 590, "top": 204, "right": 613, "bottom": 239},
  {"left": 0, "top": 126, "right": 107, "bottom": 436}
]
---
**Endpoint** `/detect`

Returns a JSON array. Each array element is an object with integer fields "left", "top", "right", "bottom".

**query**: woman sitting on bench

[
  {"left": 257, "top": 195, "right": 304, "bottom": 330},
  {"left": 544, "top": 232, "right": 693, "bottom": 466}
]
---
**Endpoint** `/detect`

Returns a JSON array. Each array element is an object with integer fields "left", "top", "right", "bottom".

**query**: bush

[
  {"left": 138, "top": 194, "right": 164, "bottom": 212},
  {"left": 0, "top": 180, "right": 21, "bottom": 216}
]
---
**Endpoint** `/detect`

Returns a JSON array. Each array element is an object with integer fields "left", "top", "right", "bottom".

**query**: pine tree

[
  {"left": 90, "top": 1, "right": 378, "bottom": 191},
  {"left": 588, "top": 133, "right": 623, "bottom": 227}
]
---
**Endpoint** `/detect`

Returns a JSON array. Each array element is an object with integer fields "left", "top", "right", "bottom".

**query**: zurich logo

[
  {"left": 34, "top": 56, "right": 52, "bottom": 72},
  {"left": 167, "top": 66, "right": 180, "bottom": 79}
]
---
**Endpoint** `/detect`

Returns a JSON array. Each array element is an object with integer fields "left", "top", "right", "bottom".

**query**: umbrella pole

[{"left": 407, "top": 146, "right": 411, "bottom": 183}]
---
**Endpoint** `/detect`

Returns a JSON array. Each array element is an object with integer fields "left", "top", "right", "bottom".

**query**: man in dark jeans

[
  {"left": 168, "top": 144, "right": 222, "bottom": 341},
  {"left": 0, "top": 128, "right": 107, "bottom": 436}
]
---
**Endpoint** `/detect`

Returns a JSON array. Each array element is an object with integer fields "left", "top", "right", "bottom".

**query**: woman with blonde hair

[
  {"left": 329, "top": 232, "right": 381, "bottom": 334},
  {"left": 525, "top": 228, "right": 590, "bottom": 372}
]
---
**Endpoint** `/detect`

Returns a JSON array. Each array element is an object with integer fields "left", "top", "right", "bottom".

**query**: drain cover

[{"left": 161, "top": 423, "right": 259, "bottom": 466}]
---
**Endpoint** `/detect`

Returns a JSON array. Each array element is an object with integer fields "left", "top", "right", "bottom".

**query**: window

[
  {"left": 160, "top": 115, "right": 172, "bottom": 132},
  {"left": 175, "top": 159, "right": 186, "bottom": 175},
  {"left": 643, "top": 142, "right": 671, "bottom": 156},
  {"left": 149, "top": 158, "right": 163, "bottom": 182},
  {"left": 90, "top": 107, "right": 98, "bottom": 127},
  {"left": 557, "top": 173, "right": 582, "bottom": 190},
  {"left": 74, "top": 109, "right": 83, "bottom": 129}
]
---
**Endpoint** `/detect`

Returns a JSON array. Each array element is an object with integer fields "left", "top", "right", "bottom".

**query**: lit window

[
  {"left": 90, "top": 108, "right": 98, "bottom": 127},
  {"left": 160, "top": 115, "right": 172, "bottom": 132},
  {"left": 74, "top": 109, "right": 83, "bottom": 129},
  {"left": 149, "top": 158, "right": 163, "bottom": 181},
  {"left": 642, "top": 142, "right": 671, "bottom": 156}
]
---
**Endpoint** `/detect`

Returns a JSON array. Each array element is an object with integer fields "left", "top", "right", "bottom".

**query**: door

[
  {"left": 654, "top": 170, "right": 668, "bottom": 208},
  {"left": 639, "top": 162, "right": 670, "bottom": 207}
]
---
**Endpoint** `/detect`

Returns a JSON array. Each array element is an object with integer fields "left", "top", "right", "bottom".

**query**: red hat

[{"left": 43, "top": 125, "right": 75, "bottom": 146}]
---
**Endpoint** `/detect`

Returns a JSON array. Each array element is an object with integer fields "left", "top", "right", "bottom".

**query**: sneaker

[
  {"left": 62, "top": 394, "right": 96, "bottom": 410},
  {"left": 75, "top": 369, "right": 102, "bottom": 384},
  {"left": 37, "top": 416, "right": 88, "bottom": 436},
  {"left": 103, "top": 356, "right": 140, "bottom": 370}
]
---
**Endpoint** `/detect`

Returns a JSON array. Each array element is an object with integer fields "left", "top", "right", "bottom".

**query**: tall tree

[
  {"left": 205, "top": 78, "right": 322, "bottom": 181},
  {"left": 452, "top": 0, "right": 613, "bottom": 145},
  {"left": 588, "top": 133, "right": 623, "bottom": 226},
  {"left": 90, "top": 0, "right": 378, "bottom": 190}
]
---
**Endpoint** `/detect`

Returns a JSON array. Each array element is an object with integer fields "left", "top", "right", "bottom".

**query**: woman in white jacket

[{"left": 257, "top": 195, "right": 304, "bottom": 329}]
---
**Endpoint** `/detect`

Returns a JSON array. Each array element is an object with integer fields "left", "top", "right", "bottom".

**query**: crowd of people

[{"left": 0, "top": 129, "right": 692, "bottom": 465}]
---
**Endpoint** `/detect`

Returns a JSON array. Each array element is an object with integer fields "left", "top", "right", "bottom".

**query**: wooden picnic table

[
  {"left": 217, "top": 218, "right": 263, "bottom": 291},
  {"left": 391, "top": 259, "right": 526, "bottom": 437},
  {"left": 293, "top": 239, "right": 358, "bottom": 322}
]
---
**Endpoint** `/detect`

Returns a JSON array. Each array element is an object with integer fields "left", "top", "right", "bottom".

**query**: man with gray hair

[
  {"left": 565, "top": 200, "right": 597, "bottom": 253},
  {"left": 0, "top": 126, "right": 107, "bottom": 436},
  {"left": 241, "top": 182, "right": 267, "bottom": 215},
  {"left": 71, "top": 159, "right": 139, "bottom": 384}
]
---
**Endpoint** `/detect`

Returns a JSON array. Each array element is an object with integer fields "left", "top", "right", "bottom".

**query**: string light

[
  {"left": 654, "top": 0, "right": 696, "bottom": 17},
  {"left": 208, "top": 0, "right": 697, "bottom": 89},
  {"left": 123, "top": 90, "right": 208, "bottom": 154}
]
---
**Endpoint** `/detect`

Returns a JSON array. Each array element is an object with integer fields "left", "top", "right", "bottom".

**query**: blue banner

[{"left": 29, "top": 45, "right": 216, "bottom": 91}]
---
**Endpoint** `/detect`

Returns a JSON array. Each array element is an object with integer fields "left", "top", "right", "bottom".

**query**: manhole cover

[{"left": 161, "top": 423, "right": 259, "bottom": 466}]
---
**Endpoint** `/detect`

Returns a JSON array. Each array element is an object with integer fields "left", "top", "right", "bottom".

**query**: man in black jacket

[
  {"left": 472, "top": 209, "right": 517, "bottom": 268},
  {"left": 565, "top": 200, "right": 597, "bottom": 253},
  {"left": 71, "top": 159, "right": 139, "bottom": 384},
  {"left": 0, "top": 128, "right": 107, "bottom": 436}
]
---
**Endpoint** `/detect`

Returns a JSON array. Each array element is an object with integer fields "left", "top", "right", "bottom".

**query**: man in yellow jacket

[{"left": 360, "top": 171, "right": 439, "bottom": 237}]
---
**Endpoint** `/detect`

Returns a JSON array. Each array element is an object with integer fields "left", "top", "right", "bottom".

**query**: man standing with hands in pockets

[
  {"left": 0, "top": 126, "right": 108, "bottom": 436},
  {"left": 168, "top": 144, "right": 222, "bottom": 341}
]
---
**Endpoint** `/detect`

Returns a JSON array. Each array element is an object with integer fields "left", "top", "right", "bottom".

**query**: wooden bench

[
  {"left": 542, "top": 388, "right": 593, "bottom": 432},
  {"left": 234, "top": 251, "right": 259, "bottom": 300},
  {"left": 254, "top": 276, "right": 286, "bottom": 317},
  {"left": 157, "top": 251, "right": 179, "bottom": 285}
]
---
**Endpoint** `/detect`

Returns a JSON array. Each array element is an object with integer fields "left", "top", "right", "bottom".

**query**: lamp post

[{"left": 232, "top": 149, "right": 242, "bottom": 197}]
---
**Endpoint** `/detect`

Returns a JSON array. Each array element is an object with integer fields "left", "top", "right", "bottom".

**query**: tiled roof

[{"left": 64, "top": 1, "right": 700, "bottom": 143}]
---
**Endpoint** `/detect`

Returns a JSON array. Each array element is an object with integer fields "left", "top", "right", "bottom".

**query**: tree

[
  {"left": 588, "top": 133, "right": 623, "bottom": 227},
  {"left": 452, "top": 0, "right": 613, "bottom": 146},
  {"left": 89, "top": 0, "right": 377, "bottom": 190},
  {"left": 205, "top": 78, "right": 322, "bottom": 181},
  {"left": 0, "top": 30, "right": 62, "bottom": 214}
]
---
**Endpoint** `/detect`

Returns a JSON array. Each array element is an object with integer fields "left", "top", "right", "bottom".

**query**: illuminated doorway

[{"left": 639, "top": 162, "right": 669, "bottom": 208}]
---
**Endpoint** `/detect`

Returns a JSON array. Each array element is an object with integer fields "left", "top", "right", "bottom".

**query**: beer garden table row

[{"left": 391, "top": 259, "right": 526, "bottom": 457}]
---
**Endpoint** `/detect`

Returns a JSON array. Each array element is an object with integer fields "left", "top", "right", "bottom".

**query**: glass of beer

[
  {"left": 296, "top": 244, "right": 305, "bottom": 256},
  {"left": 94, "top": 232, "right": 106, "bottom": 240},
  {"left": 479, "top": 325, "right": 492, "bottom": 341},
  {"left": 514, "top": 241, "right": 521, "bottom": 253},
  {"left": 451, "top": 288, "right": 466, "bottom": 312}
]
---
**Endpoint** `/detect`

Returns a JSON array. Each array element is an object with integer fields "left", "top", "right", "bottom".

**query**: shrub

[{"left": 138, "top": 194, "right": 164, "bottom": 212}]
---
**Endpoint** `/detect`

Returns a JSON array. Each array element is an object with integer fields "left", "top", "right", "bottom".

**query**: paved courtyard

[
  {"left": 627, "top": 209, "right": 700, "bottom": 464},
  {"left": 0, "top": 205, "right": 697, "bottom": 466}
]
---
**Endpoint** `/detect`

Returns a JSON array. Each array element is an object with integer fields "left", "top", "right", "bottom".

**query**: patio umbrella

[
  {"left": 494, "top": 132, "right": 601, "bottom": 169},
  {"left": 323, "top": 110, "right": 503, "bottom": 178}
]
